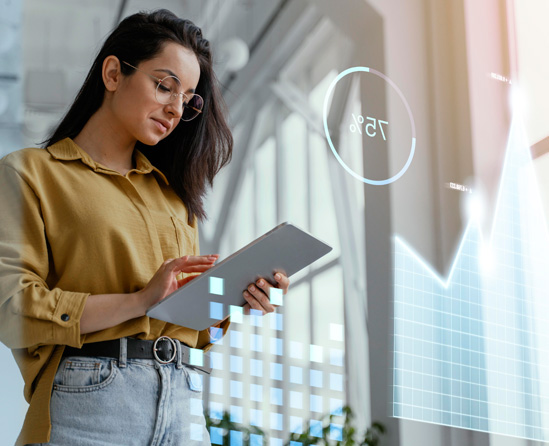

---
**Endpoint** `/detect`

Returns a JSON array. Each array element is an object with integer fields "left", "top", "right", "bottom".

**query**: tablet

[{"left": 146, "top": 222, "right": 332, "bottom": 330}]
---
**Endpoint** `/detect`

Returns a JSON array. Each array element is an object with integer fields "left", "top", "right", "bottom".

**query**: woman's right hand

[{"left": 136, "top": 254, "right": 219, "bottom": 314}]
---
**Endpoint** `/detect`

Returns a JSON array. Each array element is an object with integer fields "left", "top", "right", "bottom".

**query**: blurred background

[{"left": 1, "top": 0, "right": 549, "bottom": 445}]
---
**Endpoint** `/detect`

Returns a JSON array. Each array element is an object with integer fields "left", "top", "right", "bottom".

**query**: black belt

[{"left": 62, "top": 336, "right": 211, "bottom": 374}]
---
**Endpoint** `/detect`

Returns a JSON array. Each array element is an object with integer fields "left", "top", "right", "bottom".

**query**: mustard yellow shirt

[{"left": 0, "top": 138, "right": 229, "bottom": 445}]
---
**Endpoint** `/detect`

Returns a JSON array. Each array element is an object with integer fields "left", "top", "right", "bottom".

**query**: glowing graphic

[
  {"left": 323, "top": 66, "right": 416, "bottom": 185},
  {"left": 205, "top": 277, "right": 347, "bottom": 443},
  {"left": 349, "top": 113, "right": 389, "bottom": 141},
  {"left": 393, "top": 115, "right": 549, "bottom": 441}
]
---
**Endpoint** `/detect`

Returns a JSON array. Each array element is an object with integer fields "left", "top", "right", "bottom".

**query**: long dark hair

[{"left": 43, "top": 9, "right": 233, "bottom": 224}]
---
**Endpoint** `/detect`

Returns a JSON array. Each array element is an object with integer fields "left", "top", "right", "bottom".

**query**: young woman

[{"left": 0, "top": 9, "right": 289, "bottom": 446}]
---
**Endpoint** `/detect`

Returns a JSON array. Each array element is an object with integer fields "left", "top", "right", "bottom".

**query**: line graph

[{"left": 393, "top": 114, "right": 549, "bottom": 441}]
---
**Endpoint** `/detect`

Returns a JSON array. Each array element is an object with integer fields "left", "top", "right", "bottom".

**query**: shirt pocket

[
  {"left": 149, "top": 211, "right": 193, "bottom": 260},
  {"left": 171, "top": 216, "right": 197, "bottom": 255}
]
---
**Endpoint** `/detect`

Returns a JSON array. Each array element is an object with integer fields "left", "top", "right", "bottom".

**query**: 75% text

[{"left": 350, "top": 113, "right": 389, "bottom": 141}]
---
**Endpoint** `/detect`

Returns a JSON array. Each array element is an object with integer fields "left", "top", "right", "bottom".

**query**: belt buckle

[{"left": 153, "top": 336, "right": 177, "bottom": 364}]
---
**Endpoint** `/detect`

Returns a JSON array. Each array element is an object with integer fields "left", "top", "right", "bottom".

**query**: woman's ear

[{"left": 102, "top": 55, "right": 122, "bottom": 92}]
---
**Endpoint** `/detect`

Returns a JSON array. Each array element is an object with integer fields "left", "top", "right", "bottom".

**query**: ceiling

[{"left": 15, "top": 0, "right": 283, "bottom": 139}]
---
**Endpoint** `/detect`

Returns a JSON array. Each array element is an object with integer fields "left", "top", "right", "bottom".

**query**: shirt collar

[{"left": 46, "top": 137, "right": 170, "bottom": 185}]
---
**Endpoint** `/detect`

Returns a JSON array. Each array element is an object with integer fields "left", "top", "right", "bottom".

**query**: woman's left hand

[{"left": 242, "top": 272, "right": 290, "bottom": 315}]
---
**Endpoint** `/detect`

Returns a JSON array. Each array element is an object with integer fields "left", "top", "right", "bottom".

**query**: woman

[{"left": 0, "top": 9, "right": 289, "bottom": 446}]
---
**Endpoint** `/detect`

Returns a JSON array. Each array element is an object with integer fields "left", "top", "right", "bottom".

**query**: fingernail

[
  {"left": 275, "top": 273, "right": 281, "bottom": 280},
  {"left": 258, "top": 280, "right": 264, "bottom": 286},
  {"left": 249, "top": 285, "right": 255, "bottom": 292}
]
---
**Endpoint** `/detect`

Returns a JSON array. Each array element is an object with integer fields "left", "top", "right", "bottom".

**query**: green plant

[
  {"left": 284, "top": 405, "right": 386, "bottom": 446},
  {"left": 205, "top": 410, "right": 268, "bottom": 445}
]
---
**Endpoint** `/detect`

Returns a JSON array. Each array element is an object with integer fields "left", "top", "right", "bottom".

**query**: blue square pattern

[
  {"left": 230, "top": 380, "right": 243, "bottom": 398},
  {"left": 209, "top": 401, "right": 223, "bottom": 420},
  {"left": 270, "top": 438, "right": 283, "bottom": 446},
  {"left": 271, "top": 412, "right": 283, "bottom": 430},
  {"left": 290, "top": 341, "right": 303, "bottom": 359},
  {"left": 290, "top": 391, "right": 303, "bottom": 409},
  {"left": 230, "top": 330, "right": 243, "bottom": 349},
  {"left": 190, "top": 423, "right": 203, "bottom": 441},
  {"left": 250, "top": 309, "right": 263, "bottom": 327},
  {"left": 250, "top": 359, "right": 263, "bottom": 377},
  {"left": 330, "top": 424, "right": 343, "bottom": 441},
  {"left": 251, "top": 334, "right": 263, "bottom": 352},
  {"left": 190, "top": 348, "right": 204, "bottom": 367},
  {"left": 271, "top": 363, "right": 283, "bottom": 381},
  {"left": 330, "top": 348, "right": 344, "bottom": 366},
  {"left": 290, "top": 442, "right": 303, "bottom": 446},
  {"left": 230, "top": 405, "right": 243, "bottom": 423},
  {"left": 330, "top": 323, "right": 344, "bottom": 341},
  {"left": 250, "top": 434, "right": 263, "bottom": 446},
  {"left": 310, "top": 345, "right": 323, "bottom": 363},
  {"left": 290, "top": 366, "right": 303, "bottom": 384},
  {"left": 210, "top": 426, "right": 223, "bottom": 445},
  {"left": 290, "top": 416, "right": 303, "bottom": 434},
  {"left": 330, "top": 373, "right": 343, "bottom": 391},
  {"left": 230, "top": 430, "right": 243, "bottom": 446},
  {"left": 270, "top": 337, "right": 283, "bottom": 356},
  {"left": 271, "top": 387, "right": 283, "bottom": 406},
  {"left": 210, "top": 351, "right": 223, "bottom": 370},
  {"left": 310, "top": 395, "right": 323, "bottom": 413},
  {"left": 209, "top": 276, "right": 224, "bottom": 295},
  {"left": 270, "top": 287, "right": 284, "bottom": 306},
  {"left": 251, "top": 384, "right": 263, "bottom": 402},
  {"left": 230, "top": 305, "right": 244, "bottom": 324},
  {"left": 310, "top": 420, "right": 323, "bottom": 438},
  {"left": 210, "top": 301, "right": 223, "bottom": 320},
  {"left": 330, "top": 399, "right": 343, "bottom": 416},
  {"left": 230, "top": 355, "right": 243, "bottom": 374},
  {"left": 190, "top": 397, "right": 203, "bottom": 416},
  {"left": 209, "top": 326, "right": 223, "bottom": 342},
  {"left": 210, "top": 377, "right": 223, "bottom": 395},
  {"left": 270, "top": 313, "right": 283, "bottom": 331},
  {"left": 250, "top": 409, "right": 263, "bottom": 427},
  {"left": 310, "top": 370, "right": 323, "bottom": 388}
]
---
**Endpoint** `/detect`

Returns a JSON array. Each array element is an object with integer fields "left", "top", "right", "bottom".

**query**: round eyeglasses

[{"left": 122, "top": 61, "right": 203, "bottom": 121}]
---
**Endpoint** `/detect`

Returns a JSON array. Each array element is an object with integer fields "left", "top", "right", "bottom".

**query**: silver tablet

[{"left": 146, "top": 222, "right": 332, "bottom": 331}]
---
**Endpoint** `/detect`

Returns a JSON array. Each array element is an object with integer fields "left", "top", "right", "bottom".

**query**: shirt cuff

[
  {"left": 197, "top": 316, "right": 231, "bottom": 352},
  {"left": 51, "top": 288, "right": 90, "bottom": 348}
]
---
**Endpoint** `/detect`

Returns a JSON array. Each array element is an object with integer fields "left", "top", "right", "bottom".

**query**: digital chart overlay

[{"left": 393, "top": 116, "right": 549, "bottom": 441}]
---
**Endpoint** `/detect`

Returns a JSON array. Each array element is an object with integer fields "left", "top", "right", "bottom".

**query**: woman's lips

[{"left": 152, "top": 119, "right": 168, "bottom": 133}]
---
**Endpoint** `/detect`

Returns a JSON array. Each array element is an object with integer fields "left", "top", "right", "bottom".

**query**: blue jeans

[{"left": 31, "top": 338, "right": 211, "bottom": 445}]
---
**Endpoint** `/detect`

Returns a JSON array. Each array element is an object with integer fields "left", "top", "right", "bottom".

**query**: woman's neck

[{"left": 73, "top": 107, "right": 136, "bottom": 175}]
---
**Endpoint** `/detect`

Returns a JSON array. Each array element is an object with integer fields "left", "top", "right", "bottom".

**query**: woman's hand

[
  {"left": 242, "top": 272, "right": 290, "bottom": 316},
  {"left": 137, "top": 254, "right": 219, "bottom": 314}
]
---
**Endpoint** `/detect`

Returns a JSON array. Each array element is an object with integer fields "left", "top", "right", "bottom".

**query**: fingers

[
  {"left": 273, "top": 272, "right": 290, "bottom": 294},
  {"left": 165, "top": 254, "right": 219, "bottom": 274},
  {"left": 243, "top": 282, "right": 275, "bottom": 314}
]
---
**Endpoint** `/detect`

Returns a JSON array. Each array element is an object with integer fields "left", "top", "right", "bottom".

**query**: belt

[{"left": 62, "top": 336, "right": 211, "bottom": 374}]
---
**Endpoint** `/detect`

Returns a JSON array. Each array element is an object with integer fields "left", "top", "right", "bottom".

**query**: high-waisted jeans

[{"left": 31, "top": 339, "right": 211, "bottom": 446}]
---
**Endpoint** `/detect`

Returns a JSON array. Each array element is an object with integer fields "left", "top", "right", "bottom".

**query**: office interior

[{"left": 1, "top": 0, "right": 549, "bottom": 445}]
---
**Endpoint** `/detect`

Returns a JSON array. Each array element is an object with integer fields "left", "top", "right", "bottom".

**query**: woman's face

[{"left": 106, "top": 41, "right": 201, "bottom": 146}]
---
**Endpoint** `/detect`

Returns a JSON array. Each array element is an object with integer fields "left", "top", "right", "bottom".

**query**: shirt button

[{"left": 61, "top": 314, "right": 70, "bottom": 322}]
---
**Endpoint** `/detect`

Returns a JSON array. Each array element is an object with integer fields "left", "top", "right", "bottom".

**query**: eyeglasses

[{"left": 122, "top": 61, "right": 203, "bottom": 121}]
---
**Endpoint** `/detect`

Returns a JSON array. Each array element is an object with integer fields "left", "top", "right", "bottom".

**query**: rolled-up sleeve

[
  {"left": 0, "top": 163, "right": 89, "bottom": 349},
  {"left": 196, "top": 317, "right": 231, "bottom": 352}
]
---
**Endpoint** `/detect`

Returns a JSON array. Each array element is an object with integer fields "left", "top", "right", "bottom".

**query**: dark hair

[{"left": 43, "top": 9, "right": 233, "bottom": 224}]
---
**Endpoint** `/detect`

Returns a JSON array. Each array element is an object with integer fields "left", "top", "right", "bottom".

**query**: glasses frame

[{"left": 122, "top": 61, "right": 203, "bottom": 121}]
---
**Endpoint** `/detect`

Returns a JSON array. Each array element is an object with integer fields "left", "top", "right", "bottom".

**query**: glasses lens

[
  {"left": 155, "top": 77, "right": 179, "bottom": 104},
  {"left": 181, "top": 94, "right": 204, "bottom": 121}
]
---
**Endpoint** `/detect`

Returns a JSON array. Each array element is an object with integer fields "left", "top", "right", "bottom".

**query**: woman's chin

[{"left": 138, "top": 134, "right": 164, "bottom": 147}]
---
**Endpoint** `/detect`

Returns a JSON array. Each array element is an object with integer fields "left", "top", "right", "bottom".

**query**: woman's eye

[{"left": 158, "top": 84, "right": 171, "bottom": 93}]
